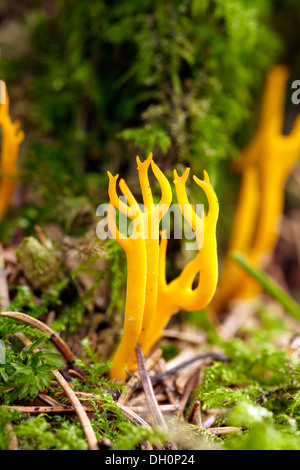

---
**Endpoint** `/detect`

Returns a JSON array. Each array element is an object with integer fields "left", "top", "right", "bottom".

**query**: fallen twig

[
  {"left": 5, "top": 422, "right": 19, "bottom": 450},
  {"left": 0, "top": 244, "right": 10, "bottom": 310},
  {"left": 140, "top": 440, "right": 154, "bottom": 450},
  {"left": 0, "top": 311, "right": 77, "bottom": 367},
  {"left": 135, "top": 345, "right": 168, "bottom": 430},
  {"left": 142, "top": 351, "right": 229, "bottom": 388},
  {"left": 208, "top": 426, "right": 240, "bottom": 435},
  {"left": 12, "top": 326, "right": 99, "bottom": 451},
  {"left": 162, "top": 328, "right": 206, "bottom": 345},
  {"left": 117, "top": 402, "right": 151, "bottom": 428},
  {"left": 52, "top": 370, "right": 99, "bottom": 450},
  {"left": 179, "top": 372, "right": 200, "bottom": 411},
  {"left": 117, "top": 348, "right": 162, "bottom": 406},
  {"left": 187, "top": 400, "right": 202, "bottom": 426},
  {"left": 56, "top": 390, "right": 180, "bottom": 413},
  {"left": 129, "top": 404, "right": 181, "bottom": 414},
  {"left": 136, "top": 344, "right": 177, "bottom": 451},
  {"left": 38, "top": 393, "right": 65, "bottom": 407},
  {"left": 201, "top": 413, "right": 218, "bottom": 429},
  {"left": 157, "top": 358, "right": 179, "bottom": 408},
  {"left": 34, "top": 225, "right": 49, "bottom": 249},
  {"left": 3, "top": 404, "right": 95, "bottom": 414}
]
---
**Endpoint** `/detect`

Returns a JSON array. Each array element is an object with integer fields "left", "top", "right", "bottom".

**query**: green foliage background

[
  {"left": 2, "top": 0, "right": 298, "bottom": 245},
  {"left": 1, "top": 0, "right": 300, "bottom": 451},
  {"left": 0, "top": 0, "right": 291, "bottom": 184},
  {"left": 1, "top": 0, "right": 299, "bottom": 240}
]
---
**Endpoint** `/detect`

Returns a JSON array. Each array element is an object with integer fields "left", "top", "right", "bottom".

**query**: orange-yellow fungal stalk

[
  {"left": 107, "top": 154, "right": 219, "bottom": 380},
  {"left": 233, "top": 65, "right": 290, "bottom": 173},
  {"left": 211, "top": 65, "right": 300, "bottom": 315},
  {"left": 108, "top": 154, "right": 172, "bottom": 380},
  {"left": 0, "top": 84, "right": 24, "bottom": 220},
  {"left": 141, "top": 168, "right": 219, "bottom": 354}
]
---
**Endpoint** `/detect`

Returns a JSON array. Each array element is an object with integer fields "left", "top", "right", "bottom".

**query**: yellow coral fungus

[
  {"left": 107, "top": 155, "right": 219, "bottom": 380},
  {"left": 107, "top": 153, "right": 172, "bottom": 380},
  {"left": 211, "top": 65, "right": 300, "bottom": 315},
  {"left": 141, "top": 168, "right": 219, "bottom": 355},
  {"left": 0, "top": 83, "right": 25, "bottom": 220}
]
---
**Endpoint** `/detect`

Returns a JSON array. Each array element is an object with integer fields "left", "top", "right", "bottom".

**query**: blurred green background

[
  {"left": 1, "top": 2, "right": 300, "bottom": 450},
  {"left": 0, "top": 0, "right": 299, "bottom": 245}
]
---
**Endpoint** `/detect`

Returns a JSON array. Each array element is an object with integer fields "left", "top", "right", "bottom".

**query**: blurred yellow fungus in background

[
  {"left": 211, "top": 66, "right": 300, "bottom": 316},
  {"left": 0, "top": 83, "right": 25, "bottom": 220}
]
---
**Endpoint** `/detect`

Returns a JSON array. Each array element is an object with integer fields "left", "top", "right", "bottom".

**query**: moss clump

[{"left": 16, "top": 236, "right": 64, "bottom": 292}]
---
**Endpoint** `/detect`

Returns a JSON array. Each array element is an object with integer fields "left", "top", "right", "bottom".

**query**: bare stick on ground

[
  {"left": 0, "top": 244, "right": 10, "bottom": 310},
  {"left": 135, "top": 344, "right": 177, "bottom": 451},
  {"left": 0, "top": 311, "right": 77, "bottom": 367}
]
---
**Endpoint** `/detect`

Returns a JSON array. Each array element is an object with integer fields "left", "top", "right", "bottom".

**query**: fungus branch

[
  {"left": 141, "top": 168, "right": 219, "bottom": 355},
  {"left": 108, "top": 153, "right": 172, "bottom": 380},
  {"left": 107, "top": 154, "right": 219, "bottom": 380}
]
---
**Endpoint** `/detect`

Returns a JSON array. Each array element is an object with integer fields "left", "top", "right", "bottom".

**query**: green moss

[
  {"left": 16, "top": 237, "right": 64, "bottom": 293},
  {"left": 14, "top": 414, "right": 88, "bottom": 450}
]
